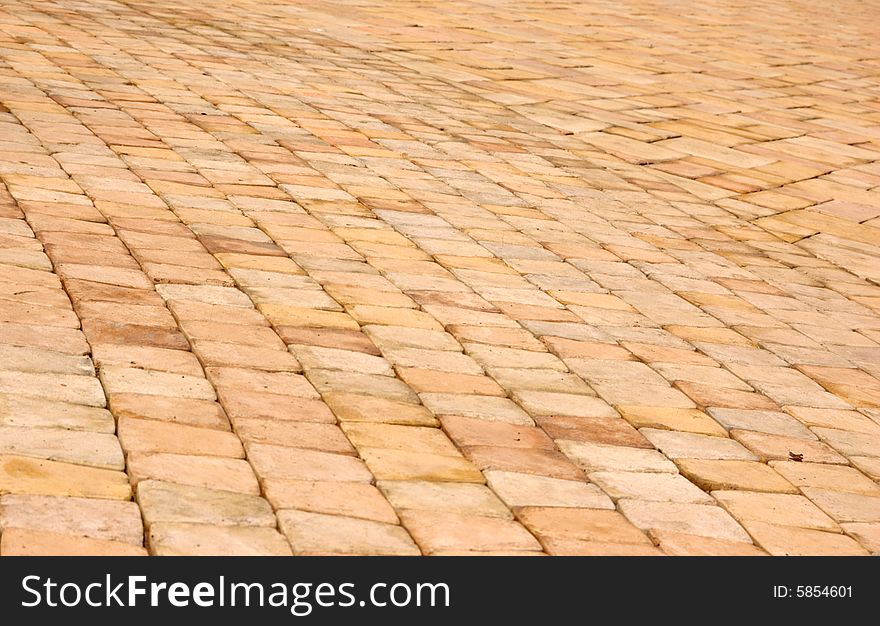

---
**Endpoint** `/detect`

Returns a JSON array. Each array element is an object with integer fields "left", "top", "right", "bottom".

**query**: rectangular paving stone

[
  {"left": 707, "top": 407, "right": 816, "bottom": 439},
  {"left": 379, "top": 481, "right": 512, "bottom": 519},
  {"left": 769, "top": 461, "right": 880, "bottom": 495},
  {"left": 617, "top": 500, "right": 752, "bottom": 543},
  {"left": 462, "top": 446, "right": 585, "bottom": 481},
  {"left": 92, "top": 344, "right": 203, "bottom": 376},
  {"left": 518, "top": 507, "right": 651, "bottom": 545},
  {"left": 557, "top": 440, "right": 678, "bottom": 474},
  {"left": 1, "top": 528, "right": 147, "bottom": 556},
  {"left": 109, "top": 394, "right": 230, "bottom": 429},
  {"left": 278, "top": 510, "right": 419, "bottom": 556},
  {"left": 0, "top": 455, "right": 131, "bottom": 500},
  {"left": 742, "top": 521, "right": 869, "bottom": 556},
  {"left": 617, "top": 406, "right": 728, "bottom": 436},
  {"left": 589, "top": 471, "right": 714, "bottom": 504},
  {"left": 678, "top": 459, "right": 798, "bottom": 493},
  {"left": 343, "top": 424, "right": 459, "bottom": 456},
  {"left": 0, "top": 394, "right": 114, "bottom": 433},
  {"left": 0, "top": 494, "right": 142, "bottom": 544},
  {"left": 264, "top": 480, "right": 397, "bottom": 524},
  {"left": 484, "top": 470, "right": 613, "bottom": 509},
  {"left": 420, "top": 393, "right": 533, "bottom": 424},
  {"left": 650, "top": 530, "right": 767, "bottom": 556},
  {"left": 127, "top": 452, "right": 259, "bottom": 493},
  {"left": 0, "top": 425, "right": 124, "bottom": 470},
  {"left": 714, "top": 491, "right": 840, "bottom": 531},
  {"left": 136, "top": 480, "right": 276, "bottom": 528},
  {"left": 99, "top": 366, "right": 216, "bottom": 400},
  {"left": 308, "top": 370, "right": 418, "bottom": 402},
  {"left": 148, "top": 523, "right": 292, "bottom": 556},
  {"left": 799, "top": 488, "right": 880, "bottom": 523},
  {"left": 0, "top": 371, "right": 107, "bottom": 407},
  {"left": 0, "top": 345, "right": 94, "bottom": 376},
  {"left": 401, "top": 510, "right": 540, "bottom": 554},
  {"left": 360, "top": 447, "right": 483, "bottom": 483},
  {"left": 731, "top": 430, "right": 849, "bottom": 464},
  {"left": 322, "top": 392, "right": 436, "bottom": 426},
  {"left": 641, "top": 429, "right": 758, "bottom": 461},
  {"left": 118, "top": 418, "right": 245, "bottom": 458}
]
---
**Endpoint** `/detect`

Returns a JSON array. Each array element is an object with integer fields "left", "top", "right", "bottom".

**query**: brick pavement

[{"left": 0, "top": 0, "right": 879, "bottom": 556}]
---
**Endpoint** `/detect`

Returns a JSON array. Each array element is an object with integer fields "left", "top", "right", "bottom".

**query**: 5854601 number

[{"left": 773, "top": 586, "right": 852, "bottom": 598}]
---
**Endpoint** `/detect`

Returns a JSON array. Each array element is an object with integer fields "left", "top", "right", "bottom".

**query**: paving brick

[
  {"left": 650, "top": 530, "right": 767, "bottom": 556},
  {"left": 558, "top": 440, "right": 678, "bottom": 474},
  {"left": 441, "top": 415, "right": 555, "bottom": 449},
  {"left": 618, "top": 500, "right": 751, "bottom": 543},
  {"left": 0, "top": 495, "right": 143, "bottom": 544},
  {"left": 641, "top": 429, "right": 757, "bottom": 461},
  {"left": 743, "top": 521, "right": 870, "bottom": 556},
  {"left": 0, "top": 371, "right": 107, "bottom": 407},
  {"left": 99, "top": 366, "right": 216, "bottom": 400},
  {"left": 208, "top": 367, "right": 318, "bottom": 398},
  {"left": 110, "top": 394, "right": 230, "bottom": 429},
  {"left": 421, "top": 393, "right": 533, "bottom": 425},
  {"left": 714, "top": 491, "right": 840, "bottom": 531},
  {"left": 323, "top": 392, "right": 436, "bottom": 426},
  {"left": 539, "top": 415, "right": 653, "bottom": 447},
  {"left": 799, "top": 488, "right": 880, "bottom": 523},
  {"left": 398, "top": 368, "right": 506, "bottom": 396},
  {"left": 840, "top": 523, "right": 880, "bottom": 553},
  {"left": 308, "top": 370, "right": 417, "bottom": 402},
  {"left": 484, "top": 470, "right": 613, "bottom": 509},
  {"left": 278, "top": 510, "right": 419, "bottom": 556},
  {"left": 92, "top": 344, "right": 203, "bottom": 376},
  {"left": 590, "top": 471, "right": 714, "bottom": 504},
  {"left": 264, "top": 480, "right": 398, "bottom": 523},
  {"left": 0, "top": 395, "right": 115, "bottom": 432},
  {"left": 617, "top": 406, "right": 728, "bottom": 436},
  {"left": 678, "top": 459, "right": 797, "bottom": 493},
  {"left": 148, "top": 523, "right": 292, "bottom": 556},
  {"left": 402, "top": 510, "right": 540, "bottom": 554},
  {"left": 246, "top": 443, "right": 372, "bottom": 482},
  {"left": 813, "top": 427, "right": 880, "bottom": 457},
  {"left": 732, "top": 430, "right": 848, "bottom": 464},
  {"left": 127, "top": 453, "right": 259, "bottom": 493},
  {"left": 137, "top": 480, "right": 276, "bottom": 528},
  {"left": 0, "top": 528, "right": 147, "bottom": 556},
  {"left": 380, "top": 481, "right": 512, "bottom": 518},
  {"left": 518, "top": 507, "right": 651, "bottom": 545},
  {"left": 83, "top": 320, "right": 190, "bottom": 351},
  {"left": 0, "top": 345, "right": 94, "bottom": 376},
  {"left": 707, "top": 408, "right": 815, "bottom": 439},
  {"left": 0, "top": 322, "right": 90, "bottom": 355},
  {"left": 466, "top": 446, "right": 585, "bottom": 481},
  {"left": 234, "top": 419, "right": 354, "bottom": 455},
  {"left": 360, "top": 447, "right": 483, "bottom": 482},
  {"left": 195, "top": 342, "right": 301, "bottom": 372},
  {"left": 118, "top": 418, "right": 244, "bottom": 458},
  {"left": 0, "top": 425, "right": 124, "bottom": 470}
]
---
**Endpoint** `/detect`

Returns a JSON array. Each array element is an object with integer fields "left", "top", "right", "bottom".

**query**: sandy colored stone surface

[
  {"left": 278, "top": 510, "right": 420, "bottom": 556},
  {"left": 678, "top": 459, "right": 798, "bottom": 494},
  {"left": 0, "top": 455, "right": 131, "bottom": 500},
  {"left": 650, "top": 530, "right": 767, "bottom": 556},
  {"left": 0, "top": 495, "right": 143, "bottom": 545},
  {"left": 1, "top": 0, "right": 879, "bottom": 555},
  {"left": 148, "top": 523, "right": 293, "bottom": 556},
  {"left": 0, "top": 528, "right": 148, "bottom": 556},
  {"left": 136, "top": 481, "right": 277, "bottom": 528}
]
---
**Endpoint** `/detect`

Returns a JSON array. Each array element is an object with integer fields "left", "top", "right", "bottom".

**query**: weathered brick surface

[{"left": 0, "top": 0, "right": 879, "bottom": 555}]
